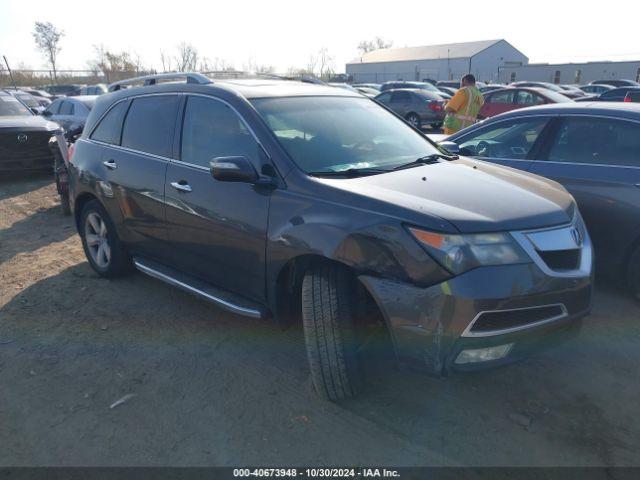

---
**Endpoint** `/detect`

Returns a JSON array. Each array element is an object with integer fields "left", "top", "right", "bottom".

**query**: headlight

[{"left": 408, "top": 227, "right": 530, "bottom": 274}]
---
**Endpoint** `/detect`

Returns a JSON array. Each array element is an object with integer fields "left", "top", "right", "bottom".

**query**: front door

[{"left": 164, "top": 95, "right": 270, "bottom": 302}]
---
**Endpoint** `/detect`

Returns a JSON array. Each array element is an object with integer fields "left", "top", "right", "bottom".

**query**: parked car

[
  {"left": 430, "top": 102, "right": 640, "bottom": 298},
  {"left": 591, "top": 79, "right": 640, "bottom": 88},
  {"left": 352, "top": 83, "right": 381, "bottom": 91},
  {"left": 479, "top": 87, "right": 572, "bottom": 119},
  {"left": 625, "top": 90, "right": 640, "bottom": 103},
  {"left": 438, "top": 80, "right": 487, "bottom": 89},
  {"left": 558, "top": 85, "right": 587, "bottom": 97},
  {"left": 380, "top": 81, "right": 446, "bottom": 97},
  {"left": 437, "top": 86, "right": 458, "bottom": 96},
  {"left": 589, "top": 87, "right": 640, "bottom": 102},
  {"left": 354, "top": 86, "right": 379, "bottom": 98},
  {"left": 579, "top": 84, "right": 615, "bottom": 95},
  {"left": 18, "top": 88, "right": 52, "bottom": 107},
  {"left": 510, "top": 81, "right": 582, "bottom": 99},
  {"left": 69, "top": 73, "right": 592, "bottom": 400},
  {"left": 43, "top": 96, "right": 97, "bottom": 131},
  {"left": 43, "top": 84, "right": 84, "bottom": 97},
  {"left": 79, "top": 84, "right": 108, "bottom": 96},
  {"left": 4, "top": 89, "right": 46, "bottom": 114},
  {"left": 479, "top": 84, "right": 504, "bottom": 94},
  {"left": 374, "top": 89, "right": 445, "bottom": 129},
  {"left": 0, "top": 90, "right": 60, "bottom": 172}
]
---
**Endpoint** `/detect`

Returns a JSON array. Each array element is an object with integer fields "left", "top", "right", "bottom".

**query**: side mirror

[
  {"left": 210, "top": 156, "right": 265, "bottom": 184},
  {"left": 439, "top": 140, "right": 460, "bottom": 154},
  {"left": 43, "top": 110, "right": 52, "bottom": 117}
]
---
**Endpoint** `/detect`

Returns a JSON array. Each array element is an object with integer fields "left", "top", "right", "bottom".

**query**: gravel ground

[{"left": 1, "top": 174, "right": 639, "bottom": 467}]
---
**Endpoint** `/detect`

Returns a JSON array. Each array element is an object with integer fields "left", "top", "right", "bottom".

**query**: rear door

[
  {"left": 452, "top": 115, "right": 552, "bottom": 171},
  {"left": 164, "top": 94, "right": 270, "bottom": 302},
  {"left": 529, "top": 115, "right": 640, "bottom": 271},
  {"left": 53, "top": 100, "right": 75, "bottom": 130},
  {"left": 100, "top": 94, "right": 180, "bottom": 259}
]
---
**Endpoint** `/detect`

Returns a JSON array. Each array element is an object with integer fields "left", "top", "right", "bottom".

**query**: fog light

[{"left": 455, "top": 343, "right": 514, "bottom": 364}]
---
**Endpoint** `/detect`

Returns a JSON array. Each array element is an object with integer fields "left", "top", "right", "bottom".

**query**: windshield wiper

[
  {"left": 392, "top": 153, "right": 458, "bottom": 171},
  {"left": 308, "top": 167, "right": 391, "bottom": 178}
]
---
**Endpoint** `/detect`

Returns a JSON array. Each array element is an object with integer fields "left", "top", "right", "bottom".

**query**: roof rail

[{"left": 108, "top": 73, "right": 212, "bottom": 92}]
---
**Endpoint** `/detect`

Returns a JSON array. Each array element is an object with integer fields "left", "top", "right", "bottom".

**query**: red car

[{"left": 479, "top": 87, "right": 572, "bottom": 119}]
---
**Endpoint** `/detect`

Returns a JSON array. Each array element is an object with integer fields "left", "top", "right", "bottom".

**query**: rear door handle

[
  {"left": 103, "top": 159, "right": 117, "bottom": 170},
  {"left": 170, "top": 181, "right": 193, "bottom": 193}
]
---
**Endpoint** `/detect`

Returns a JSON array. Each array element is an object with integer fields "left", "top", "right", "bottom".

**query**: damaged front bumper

[{"left": 359, "top": 261, "right": 592, "bottom": 376}]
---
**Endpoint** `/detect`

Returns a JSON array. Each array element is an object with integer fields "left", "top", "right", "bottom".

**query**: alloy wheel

[{"left": 84, "top": 212, "right": 111, "bottom": 268}]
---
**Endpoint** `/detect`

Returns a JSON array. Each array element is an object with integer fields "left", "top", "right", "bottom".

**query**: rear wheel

[
  {"left": 405, "top": 113, "right": 422, "bottom": 129},
  {"left": 627, "top": 246, "right": 640, "bottom": 301},
  {"left": 301, "top": 264, "right": 363, "bottom": 401},
  {"left": 80, "top": 200, "right": 132, "bottom": 278}
]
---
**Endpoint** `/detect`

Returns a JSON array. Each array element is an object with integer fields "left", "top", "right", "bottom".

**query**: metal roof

[{"left": 348, "top": 39, "right": 506, "bottom": 65}]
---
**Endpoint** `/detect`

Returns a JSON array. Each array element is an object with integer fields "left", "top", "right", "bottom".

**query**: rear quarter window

[{"left": 90, "top": 101, "right": 128, "bottom": 145}]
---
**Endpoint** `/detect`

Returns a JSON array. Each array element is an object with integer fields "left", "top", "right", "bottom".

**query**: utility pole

[{"left": 3, "top": 56, "right": 17, "bottom": 89}]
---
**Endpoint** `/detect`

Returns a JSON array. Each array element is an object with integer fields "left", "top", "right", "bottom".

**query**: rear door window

[
  {"left": 59, "top": 101, "right": 74, "bottom": 115},
  {"left": 121, "top": 95, "right": 179, "bottom": 157},
  {"left": 390, "top": 91, "right": 410, "bottom": 103},
  {"left": 547, "top": 117, "right": 640, "bottom": 167},
  {"left": 489, "top": 90, "right": 515, "bottom": 104},
  {"left": 90, "top": 101, "right": 128, "bottom": 145},
  {"left": 516, "top": 90, "right": 545, "bottom": 106}
]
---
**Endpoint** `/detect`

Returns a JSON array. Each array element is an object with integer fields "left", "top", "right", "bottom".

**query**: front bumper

[{"left": 359, "top": 261, "right": 592, "bottom": 376}]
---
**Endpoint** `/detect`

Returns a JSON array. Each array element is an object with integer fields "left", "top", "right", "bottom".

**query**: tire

[
  {"left": 80, "top": 199, "right": 132, "bottom": 278},
  {"left": 60, "top": 193, "right": 71, "bottom": 216},
  {"left": 405, "top": 113, "right": 422, "bottom": 130},
  {"left": 627, "top": 246, "right": 640, "bottom": 302},
  {"left": 301, "top": 264, "right": 363, "bottom": 401}
]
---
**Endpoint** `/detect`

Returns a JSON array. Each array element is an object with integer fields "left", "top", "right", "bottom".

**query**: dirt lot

[{"left": 1, "top": 173, "right": 639, "bottom": 467}]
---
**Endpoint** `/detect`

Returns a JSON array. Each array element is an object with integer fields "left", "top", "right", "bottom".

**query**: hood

[
  {"left": 318, "top": 157, "right": 575, "bottom": 233},
  {"left": 0, "top": 115, "right": 59, "bottom": 131}
]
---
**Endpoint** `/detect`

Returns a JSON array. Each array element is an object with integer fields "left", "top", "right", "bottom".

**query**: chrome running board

[{"left": 133, "top": 257, "right": 264, "bottom": 319}]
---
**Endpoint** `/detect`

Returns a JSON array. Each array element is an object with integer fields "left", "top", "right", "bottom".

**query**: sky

[{"left": 1, "top": 0, "right": 639, "bottom": 74}]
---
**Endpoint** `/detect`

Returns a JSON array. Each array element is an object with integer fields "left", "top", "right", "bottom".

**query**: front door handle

[
  {"left": 103, "top": 159, "right": 117, "bottom": 170},
  {"left": 170, "top": 181, "right": 193, "bottom": 193}
]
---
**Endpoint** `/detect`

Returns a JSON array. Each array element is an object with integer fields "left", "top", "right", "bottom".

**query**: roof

[
  {"left": 348, "top": 39, "right": 507, "bottom": 65},
  {"left": 487, "top": 102, "right": 640, "bottom": 120}
]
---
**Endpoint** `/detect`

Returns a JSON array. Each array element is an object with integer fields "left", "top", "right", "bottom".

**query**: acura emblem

[
  {"left": 571, "top": 227, "right": 582, "bottom": 247},
  {"left": 17, "top": 134, "right": 28, "bottom": 143}
]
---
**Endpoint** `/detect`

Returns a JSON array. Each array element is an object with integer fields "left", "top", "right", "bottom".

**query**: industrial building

[
  {"left": 346, "top": 39, "right": 528, "bottom": 83},
  {"left": 498, "top": 60, "right": 640, "bottom": 85},
  {"left": 346, "top": 39, "right": 640, "bottom": 85}
]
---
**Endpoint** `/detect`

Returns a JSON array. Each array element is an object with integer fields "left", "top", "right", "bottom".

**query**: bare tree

[
  {"left": 175, "top": 42, "right": 198, "bottom": 72},
  {"left": 242, "top": 57, "right": 275, "bottom": 74},
  {"left": 160, "top": 50, "right": 173, "bottom": 72},
  {"left": 318, "top": 47, "right": 334, "bottom": 78},
  {"left": 32, "top": 22, "right": 64, "bottom": 81},
  {"left": 357, "top": 37, "right": 393, "bottom": 55},
  {"left": 89, "top": 45, "right": 140, "bottom": 83}
]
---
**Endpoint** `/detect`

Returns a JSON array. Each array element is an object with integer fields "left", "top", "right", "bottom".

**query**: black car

[
  {"left": 0, "top": 91, "right": 60, "bottom": 172},
  {"left": 43, "top": 84, "right": 84, "bottom": 97},
  {"left": 591, "top": 79, "right": 640, "bottom": 88},
  {"left": 380, "top": 81, "right": 447, "bottom": 97},
  {"left": 69, "top": 73, "right": 592, "bottom": 400},
  {"left": 590, "top": 87, "right": 640, "bottom": 102},
  {"left": 43, "top": 96, "right": 97, "bottom": 131},
  {"left": 431, "top": 102, "right": 640, "bottom": 298}
]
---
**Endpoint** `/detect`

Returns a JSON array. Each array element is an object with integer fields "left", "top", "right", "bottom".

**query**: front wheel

[
  {"left": 405, "top": 113, "right": 422, "bottom": 130},
  {"left": 301, "top": 264, "right": 363, "bottom": 401},
  {"left": 80, "top": 200, "right": 132, "bottom": 278},
  {"left": 627, "top": 246, "right": 640, "bottom": 302}
]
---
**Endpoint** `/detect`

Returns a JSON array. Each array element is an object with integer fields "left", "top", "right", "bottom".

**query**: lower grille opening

[
  {"left": 470, "top": 305, "right": 566, "bottom": 333},
  {"left": 538, "top": 249, "right": 580, "bottom": 271}
]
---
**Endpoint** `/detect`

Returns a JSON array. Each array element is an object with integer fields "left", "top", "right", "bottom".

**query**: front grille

[
  {"left": 538, "top": 249, "right": 581, "bottom": 271},
  {"left": 470, "top": 304, "right": 566, "bottom": 334},
  {"left": 0, "top": 131, "right": 54, "bottom": 160}
]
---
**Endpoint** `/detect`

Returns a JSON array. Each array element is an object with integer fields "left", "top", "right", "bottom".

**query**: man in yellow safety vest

[{"left": 443, "top": 74, "right": 484, "bottom": 135}]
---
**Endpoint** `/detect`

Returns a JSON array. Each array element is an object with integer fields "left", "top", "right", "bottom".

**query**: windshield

[
  {"left": 251, "top": 96, "right": 441, "bottom": 174},
  {"left": 16, "top": 93, "right": 40, "bottom": 108},
  {"left": 0, "top": 95, "right": 32, "bottom": 116}
]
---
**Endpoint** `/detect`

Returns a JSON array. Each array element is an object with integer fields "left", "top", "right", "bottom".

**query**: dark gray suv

[{"left": 69, "top": 73, "right": 593, "bottom": 400}]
